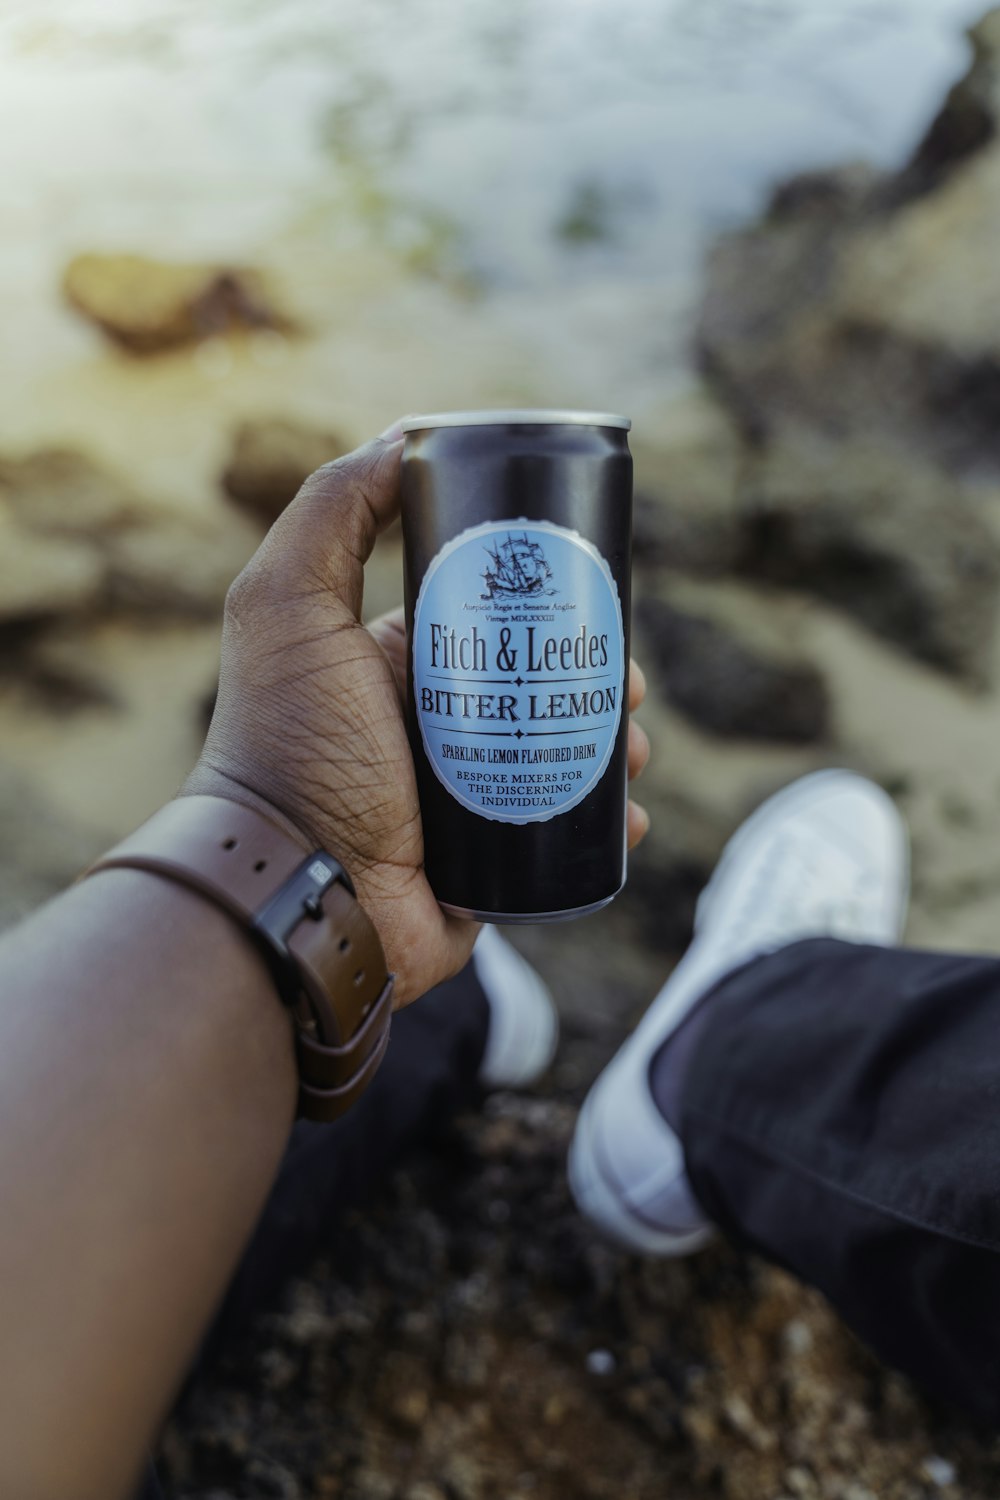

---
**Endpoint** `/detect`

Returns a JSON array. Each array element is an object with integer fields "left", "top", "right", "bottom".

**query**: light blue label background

[{"left": 412, "top": 518, "right": 625, "bottom": 823}]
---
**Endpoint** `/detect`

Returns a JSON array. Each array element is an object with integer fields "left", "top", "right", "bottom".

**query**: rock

[
  {"left": 391, "top": 1387, "right": 430, "bottom": 1432},
  {"left": 0, "top": 447, "right": 254, "bottom": 623},
  {"left": 694, "top": 7, "right": 1000, "bottom": 683},
  {"left": 221, "top": 418, "right": 348, "bottom": 523},
  {"left": 0, "top": 448, "right": 145, "bottom": 534},
  {"left": 703, "top": 212, "right": 1000, "bottom": 473},
  {"left": 437, "top": 1451, "right": 486, "bottom": 1500},
  {"left": 696, "top": 21, "right": 1000, "bottom": 477},
  {"left": 634, "top": 486, "right": 740, "bottom": 577},
  {"left": 104, "top": 519, "right": 252, "bottom": 617},
  {"left": 351, "top": 1472, "right": 395, "bottom": 1500},
  {"left": 11, "top": 628, "right": 122, "bottom": 712},
  {"left": 836, "top": 144, "right": 1000, "bottom": 365},
  {"left": 697, "top": 190, "right": 1000, "bottom": 474},
  {"left": 922, "top": 1455, "right": 958, "bottom": 1488},
  {"left": 722, "top": 1392, "right": 778, "bottom": 1453},
  {"left": 0, "top": 765, "right": 103, "bottom": 928},
  {"left": 0, "top": 509, "right": 104, "bottom": 624},
  {"left": 697, "top": 167, "right": 874, "bottom": 448},
  {"left": 632, "top": 397, "right": 745, "bottom": 577},
  {"left": 442, "top": 1331, "right": 494, "bottom": 1392},
  {"left": 634, "top": 592, "right": 830, "bottom": 742},
  {"left": 737, "top": 440, "right": 1000, "bottom": 683},
  {"left": 0, "top": 450, "right": 131, "bottom": 627},
  {"left": 63, "top": 252, "right": 288, "bottom": 354},
  {"left": 767, "top": 163, "right": 882, "bottom": 224},
  {"left": 902, "top": 11, "right": 1000, "bottom": 193}
]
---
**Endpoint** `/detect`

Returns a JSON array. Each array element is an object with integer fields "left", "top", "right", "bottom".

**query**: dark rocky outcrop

[
  {"left": 0, "top": 512, "right": 104, "bottom": 625},
  {"left": 670, "top": 9, "right": 1000, "bottom": 685},
  {"left": 902, "top": 11, "right": 1000, "bottom": 193},
  {"left": 221, "top": 417, "right": 348, "bottom": 523},
  {"left": 696, "top": 13, "right": 1000, "bottom": 481},
  {"left": 636, "top": 594, "right": 830, "bottom": 743},
  {"left": 737, "top": 440, "right": 1000, "bottom": 684}
]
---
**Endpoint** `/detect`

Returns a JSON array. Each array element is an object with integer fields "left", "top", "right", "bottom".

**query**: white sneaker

[
  {"left": 568, "top": 770, "right": 909, "bottom": 1255},
  {"left": 473, "top": 926, "right": 559, "bottom": 1089}
]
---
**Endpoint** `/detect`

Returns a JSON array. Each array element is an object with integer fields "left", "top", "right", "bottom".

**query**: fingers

[
  {"left": 627, "top": 662, "right": 650, "bottom": 846},
  {"left": 629, "top": 659, "right": 646, "bottom": 712},
  {"left": 628, "top": 719, "right": 649, "bottom": 781},
  {"left": 301, "top": 428, "right": 405, "bottom": 537},
  {"left": 261, "top": 431, "right": 405, "bottom": 620},
  {"left": 627, "top": 799, "right": 650, "bottom": 850}
]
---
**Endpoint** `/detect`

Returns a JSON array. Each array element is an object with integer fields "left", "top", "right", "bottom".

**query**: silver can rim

[{"left": 400, "top": 408, "right": 631, "bottom": 433}]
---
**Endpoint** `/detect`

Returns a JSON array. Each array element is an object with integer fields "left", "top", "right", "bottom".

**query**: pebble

[
  {"left": 783, "top": 1318, "right": 814, "bottom": 1355},
  {"left": 922, "top": 1456, "right": 957, "bottom": 1487},
  {"left": 722, "top": 1392, "right": 778, "bottom": 1453},
  {"left": 543, "top": 1394, "right": 567, "bottom": 1425},
  {"left": 392, "top": 1388, "right": 430, "bottom": 1430},
  {"left": 585, "top": 1348, "right": 617, "bottom": 1376}
]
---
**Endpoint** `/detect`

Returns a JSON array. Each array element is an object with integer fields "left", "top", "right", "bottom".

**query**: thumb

[{"left": 255, "top": 428, "right": 404, "bottom": 621}]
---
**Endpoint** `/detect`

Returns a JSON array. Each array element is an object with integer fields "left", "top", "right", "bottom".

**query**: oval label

[{"left": 412, "top": 518, "right": 625, "bottom": 823}]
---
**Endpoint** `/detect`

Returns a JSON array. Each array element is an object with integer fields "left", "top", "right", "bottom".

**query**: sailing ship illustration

[{"left": 481, "top": 533, "right": 555, "bottom": 599}]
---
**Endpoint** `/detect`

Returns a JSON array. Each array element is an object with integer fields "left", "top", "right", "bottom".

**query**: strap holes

[
  {"left": 222, "top": 837, "right": 238, "bottom": 850},
  {"left": 339, "top": 937, "right": 350, "bottom": 953},
  {"left": 354, "top": 969, "right": 365, "bottom": 986},
  {"left": 254, "top": 859, "right": 267, "bottom": 872}
]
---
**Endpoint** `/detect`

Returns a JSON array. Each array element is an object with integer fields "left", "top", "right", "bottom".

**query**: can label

[{"left": 412, "top": 518, "right": 625, "bottom": 823}]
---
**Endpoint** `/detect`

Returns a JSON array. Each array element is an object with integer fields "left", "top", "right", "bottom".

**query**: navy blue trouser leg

[{"left": 680, "top": 937, "right": 1000, "bottom": 1422}]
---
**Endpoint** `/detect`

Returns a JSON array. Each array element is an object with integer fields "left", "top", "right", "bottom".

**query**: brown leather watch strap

[{"left": 83, "top": 796, "right": 393, "bottom": 1122}]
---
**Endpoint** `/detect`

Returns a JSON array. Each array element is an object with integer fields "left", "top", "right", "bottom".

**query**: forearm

[{"left": 0, "top": 865, "right": 297, "bottom": 1500}]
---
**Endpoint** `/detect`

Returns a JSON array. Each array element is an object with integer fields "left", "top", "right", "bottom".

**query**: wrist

[
  {"left": 85, "top": 792, "right": 394, "bottom": 1122},
  {"left": 182, "top": 760, "right": 319, "bottom": 851},
  {"left": 69, "top": 863, "right": 299, "bottom": 1105}
]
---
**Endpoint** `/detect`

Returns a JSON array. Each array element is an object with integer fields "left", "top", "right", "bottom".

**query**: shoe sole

[{"left": 568, "top": 1088, "right": 715, "bottom": 1256}]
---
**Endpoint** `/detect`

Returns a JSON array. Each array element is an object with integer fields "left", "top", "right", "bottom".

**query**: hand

[{"left": 188, "top": 430, "right": 650, "bottom": 1006}]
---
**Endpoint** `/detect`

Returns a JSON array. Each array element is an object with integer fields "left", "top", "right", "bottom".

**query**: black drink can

[{"left": 400, "top": 410, "right": 632, "bottom": 923}]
